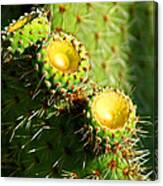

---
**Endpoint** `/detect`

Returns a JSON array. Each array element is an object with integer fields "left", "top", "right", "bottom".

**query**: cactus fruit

[
  {"left": 1, "top": 1, "right": 156, "bottom": 181},
  {"left": 2, "top": 8, "right": 50, "bottom": 55},
  {"left": 34, "top": 31, "right": 90, "bottom": 94},
  {"left": 62, "top": 89, "right": 150, "bottom": 180}
]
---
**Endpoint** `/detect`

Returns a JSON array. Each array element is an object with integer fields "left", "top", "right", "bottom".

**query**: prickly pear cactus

[{"left": 1, "top": 1, "right": 157, "bottom": 181}]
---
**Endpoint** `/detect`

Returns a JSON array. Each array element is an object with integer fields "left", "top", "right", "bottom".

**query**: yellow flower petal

[
  {"left": 47, "top": 40, "right": 80, "bottom": 73},
  {"left": 92, "top": 90, "right": 131, "bottom": 130}
]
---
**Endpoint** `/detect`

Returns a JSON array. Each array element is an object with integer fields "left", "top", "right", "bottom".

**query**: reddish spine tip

[
  {"left": 59, "top": 5, "right": 66, "bottom": 13},
  {"left": 108, "top": 159, "right": 117, "bottom": 169}
]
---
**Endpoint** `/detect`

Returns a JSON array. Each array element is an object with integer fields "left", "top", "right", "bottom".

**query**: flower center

[
  {"left": 51, "top": 53, "right": 70, "bottom": 71},
  {"left": 47, "top": 40, "right": 80, "bottom": 73},
  {"left": 92, "top": 90, "right": 131, "bottom": 129}
]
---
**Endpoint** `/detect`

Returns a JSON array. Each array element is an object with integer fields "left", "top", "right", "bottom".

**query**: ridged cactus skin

[{"left": 1, "top": 1, "right": 157, "bottom": 180}]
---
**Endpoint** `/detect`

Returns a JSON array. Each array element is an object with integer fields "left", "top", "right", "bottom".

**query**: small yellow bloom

[
  {"left": 92, "top": 90, "right": 132, "bottom": 130},
  {"left": 7, "top": 15, "right": 33, "bottom": 33},
  {"left": 47, "top": 40, "right": 80, "bottom": 73}
]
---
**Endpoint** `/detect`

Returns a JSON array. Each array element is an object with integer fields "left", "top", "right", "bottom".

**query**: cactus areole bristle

[
  {"left": 92, "top": 90, "right": 132, "bottom": 130},
  {"left": 47, "top": 40, "right": 80, "bottom": 73}
]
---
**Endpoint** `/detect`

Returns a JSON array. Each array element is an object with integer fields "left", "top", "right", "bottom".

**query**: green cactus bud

[
  {"left": 3, "top": 9, "right": 50, "bottom": 54},
  {"left": 34, "top": 31, "right": 90, "bottom": 94}
]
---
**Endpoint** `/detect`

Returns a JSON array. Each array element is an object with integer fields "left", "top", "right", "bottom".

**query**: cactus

[
  {"left": 2, "top": 8, "right": 50, "bottom": 55},
  {"left": 50, "top": 2, "right": 133, "bottom": 92},
  {"left": 1, "top": 1, "right": 156, "bottom": 180},
  {"left": 62, "top": 88, "right": 150, "bottom": 180},
  {"left": 35, "top": 31, "right": 90, "bottom": 94}
]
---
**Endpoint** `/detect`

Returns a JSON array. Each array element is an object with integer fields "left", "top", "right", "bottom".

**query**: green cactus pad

[{"left": 63, "top": 148, "right": 149, "bottom": 180}]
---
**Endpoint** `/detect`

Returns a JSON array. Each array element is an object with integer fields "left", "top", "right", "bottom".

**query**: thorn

[
  {"left": 76, "top": 15, "right": 82, "bottom": 23},
  {"left": 59, "top": 4, "right": 66, "bottom": 13},
  {"left": 18, "top": 39, "right": 23, "bottom": 45},
  {"left": 108, "top": 159, "right": 117, "bottom": 169},
  {"left": 103, "top": 15, "right": 109, "bottom": 22},
  {"left": 9, "top": 38, "right": 14, "bottom": 42}
]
